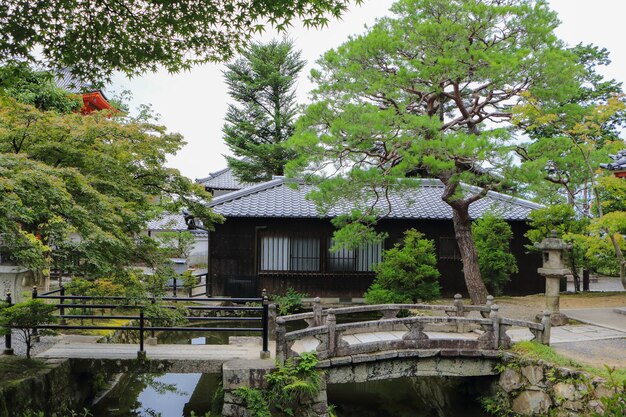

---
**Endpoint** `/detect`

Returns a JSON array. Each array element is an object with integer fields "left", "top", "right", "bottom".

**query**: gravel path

[{"left": 0, "top": 331, "right": 60, "bottom": 357}]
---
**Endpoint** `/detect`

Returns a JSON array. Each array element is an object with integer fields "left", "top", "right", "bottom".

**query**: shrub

[
  {"left": 0, "top": 299, "right": 57, "bottom": 358},
  {"left": 271, "top": 288, "right": 308, "bottom": 316},
  {"left": 365, "top": 229, "right": 440, "bottom": 303},
  {"left": 472, "top": 214, "right": 518, "bottom": 296}
]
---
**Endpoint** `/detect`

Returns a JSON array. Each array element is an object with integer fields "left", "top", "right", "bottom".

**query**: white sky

[{"left": 110, "top": 0, "right": 626, "bottom": 181}]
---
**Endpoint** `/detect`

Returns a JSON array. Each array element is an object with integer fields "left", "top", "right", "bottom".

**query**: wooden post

[
  {"left": 59, "top": 285, "right": 66, "bottom": 325},
  {"left": 260, "top": 293, "right": 270, "bottom": 359},
  {"left": 31, "top": 286, "right": 39, "bottom": 338},
  {"left": 3, "top": 292, "right": 13, "bottom": 355},
  {"left": 137, "top": 309, "right": 146, "bottom": 360}
]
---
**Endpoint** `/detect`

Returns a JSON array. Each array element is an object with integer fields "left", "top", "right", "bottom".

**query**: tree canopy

[
  {"left": 0, "top": 65, "right": 220, "bottom": 276},
  {"left": 289, "top": 0, "right": 581, "bottom": 304},
  {"left": 0, "top": 0, "right": 359, "bottom": 83},
  {"left": 224, "top": 39, "right": 305, "bottom": 182}
]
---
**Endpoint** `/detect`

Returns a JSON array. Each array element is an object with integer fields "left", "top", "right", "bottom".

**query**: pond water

[
  {"left": 90, "top": 373, "right": 492, "bottom": 417},
  {"left": 91, "top": 373, "right": 220, "bottom": 417}
]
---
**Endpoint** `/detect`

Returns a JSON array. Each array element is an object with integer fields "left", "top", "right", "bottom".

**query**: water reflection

[
  {"left": 91, "top": 373, "right": 220, "bottom": 417},
  {"left": 328, "top": 376, "right": 492, "bottom": 417}
]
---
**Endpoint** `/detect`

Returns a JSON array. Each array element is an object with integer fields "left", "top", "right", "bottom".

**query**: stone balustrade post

[
  {"left": 313, "top": 297, "right": 322, "bottom": 327},
  {"left": 327, "top": 309, "right": 337, "bottom": 355},
  {"left": 453, "top": 293, "right": 465, "bottom": 332},
  {"left": 268, "top": 304, "right": 277, "bottom": 341},
  {"left": 490, "top": 304, "right": 500, "bottom": 350},
  {"left": 276, "top": 317, "right": 287, "bottom": 366},
  {"left": 541, "top": 310, "right": 551, "bottom": 345},
  {"left": 486, "top": 295, "right": 494, "bottom": 309}
]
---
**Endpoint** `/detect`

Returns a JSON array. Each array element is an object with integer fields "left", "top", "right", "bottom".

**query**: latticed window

[
  {"left": 439, "top": 237, "right": 461, "bottom": 260},
  {"left": 260, "top": 235, "right": 320, "bottom": 272},
  {"left": 327, "top": 239, "right": 382, "bottom": 272}
]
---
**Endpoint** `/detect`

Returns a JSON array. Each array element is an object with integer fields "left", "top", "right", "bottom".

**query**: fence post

[
  {"left": 31, "top": 286, "right": 39, "bottom": 339},
  {"left": 59, "top": 285, "right": 66, "bottom": 325},
  {"left": 489, "top": 304, "right": 500, "bottom": 350},
  {"left": 276, "top": 317, "right": 286, "bottom": 366},
  {"left": 172, "top": 277, "right": 177, "bottom": 298},
  {"left": 327, "top": 309, "right": 337, "bottom": 356},
  {"left": 137, "top": 309, "right": 146, "bottom": 360},
  {"left": 150, "top": 298, "right": 156, "bottom": 339},
  {"left": 268, "top": 304, "right": 277, "bottom": 341},
  {"left": 313, "top": 297, "right": 322, "bottom": 327},
  {"left": 260, "top": 292, "right": 270, "bottom": 359},
  {"left": 3, "top": 292, "right": 13, "bottom": 355},
  {"left": 541, "top": 310, "right": 551, "bottom": 345},
  {"left": 453, "top": 294, "right": 464, "bottom": 332}
]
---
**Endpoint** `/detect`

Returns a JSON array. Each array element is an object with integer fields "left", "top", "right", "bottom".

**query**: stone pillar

[{"left": 535, "top": 231, "right": 571, "bottom": 326}]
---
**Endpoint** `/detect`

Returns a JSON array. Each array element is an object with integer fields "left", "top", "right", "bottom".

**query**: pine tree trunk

[{"left": 452, "top": 207, "right": 489, "bottom": 305}]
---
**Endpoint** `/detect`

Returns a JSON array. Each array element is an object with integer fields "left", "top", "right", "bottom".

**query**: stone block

[
  {"left": 500, "top": 368, "right": 523, "bottom": 393},
  {"left": 553, "top": 382, "right": 577, "bottom": 401},
  {"left": 330, "top": 356, "right": 352, "bottom": 366},
  {"left": 521, "top": 365, "right": 544, "bottom": 386},
  {"left": 563, "top": 400, "right": 584, "bottom": 411},
  {"left": 511, "top": 390, "right": 551, "bottom": 415}
]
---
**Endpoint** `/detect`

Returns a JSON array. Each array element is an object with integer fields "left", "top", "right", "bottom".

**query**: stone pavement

[{"left": 562, "top": 307, "right": 626, "bottom": 333}]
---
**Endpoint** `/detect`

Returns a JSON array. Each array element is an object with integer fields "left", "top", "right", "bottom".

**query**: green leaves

[
  {"left": 472, "top": 214, "right": 518, "bottom": 296},
  {"left": 365, "top": 229, "right": 440, "bottom": 303},
  {"left": 0, "top": 0, "right": 359, "bottom": 83},
  {"left": 223, "top": 39, "right": 305, "bottom": 183},
  {"left": 0, "top": 77, "right": 219, "bottom": 276}
]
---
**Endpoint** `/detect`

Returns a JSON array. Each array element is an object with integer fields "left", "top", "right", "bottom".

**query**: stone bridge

[{"left": 222, "top": 297, "right": 551, "bottom": 417}]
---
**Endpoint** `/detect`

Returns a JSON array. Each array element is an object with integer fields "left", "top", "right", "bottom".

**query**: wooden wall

[{"left": 208, "top": 217, "right": 543, "bottom": 299}]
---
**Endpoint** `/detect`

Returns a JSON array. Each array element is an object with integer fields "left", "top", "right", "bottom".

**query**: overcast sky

[{"left": 110, "top": 0, "right": 626, "bottom": 181}]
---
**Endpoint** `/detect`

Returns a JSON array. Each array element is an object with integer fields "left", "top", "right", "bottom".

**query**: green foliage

[
  {"left": 64, "top": 278, "right": 94, "bottom": 296},
  {"left": 0, "top": 87, "right": 220, "bottom": 276},
  {"left": 472, "top": 215, "right": 518, "bottom": 296},
  {"left": 481, "top": 391, "right": 515, "bottom": 417},
  {"left": 224, "top": 39, "right": 305, "bottom": 182},
  {"left": 235, "top": 387, "right": 272, "bottom": 417},
  {"left": 594, "top": 367, "right": 626, "bottom": 417},
  {"left": 0, "top": 63, "right": 82, "bottom": 113},
  {"left": 181, "top": 270, "right": 198, "bottom": 292},
  {"left": 0, "top": 1, "right": 358, "bottom": 83},
  {"left": 143, "top": 303, "right": 188, "bottom": 327},
  {"left": 0, "top": 299, "right": 57, "bottom": 358},
  {"left": 266, "top": 352, "right": 322, "bottom": 416},
  {"left": 155, "top": 231, "right": 196, "bottom": 259},
  {"left": 143, "top": 267, "right": 175, "bottom": 298},
  {"left": 365, "top": 229, "right": 440, "bottom": 304},
  {"left": 288, "top": 0, "right": 582, "bottom": 304},
  {"left": 233, "top": 352, "right": 322, "bottom": 417},
  {"left": 271, "top": 288, "right": 308, "bottom": 316}
]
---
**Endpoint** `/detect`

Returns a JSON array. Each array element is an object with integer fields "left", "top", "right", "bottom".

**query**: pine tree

[{"left": 223, "top": 40, "right": 305, "bottom": 182}]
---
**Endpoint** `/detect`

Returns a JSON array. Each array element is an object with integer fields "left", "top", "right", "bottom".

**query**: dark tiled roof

[
  {"left": 53, "top": 68, "right": 108, "bottom": 98},
  {"left": 209, "top": 177, "right": 542, "bottom": 220},
  {"left": 196, "top": 168, "right": 250, "bottom": 191},
  {"left": 600, "top": 149, "right": 626, "bottom": 171},
  {"left": 146, "top": 212, "right": 207, "bottom": 236}
]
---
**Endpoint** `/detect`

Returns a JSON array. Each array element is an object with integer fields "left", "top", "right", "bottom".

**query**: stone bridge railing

[{"left": 275, "top": 295, "right": 550, "bottom": 365}]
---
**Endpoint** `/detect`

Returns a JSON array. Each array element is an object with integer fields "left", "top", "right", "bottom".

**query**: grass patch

[
  {"left": 0, "top": 356, "right": 48, "bottom": 388},
  {"left": 512, "top": 341, "right": 626, "bottom": 384}
]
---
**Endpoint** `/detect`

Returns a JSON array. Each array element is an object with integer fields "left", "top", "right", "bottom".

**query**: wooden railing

[{"left": 274, "top": 295, "right": 551, "bottom": 365}]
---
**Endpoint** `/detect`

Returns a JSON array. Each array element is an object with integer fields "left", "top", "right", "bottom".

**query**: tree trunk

[{"left": 452, "top": 207, "right": 489, "bottom": 305}]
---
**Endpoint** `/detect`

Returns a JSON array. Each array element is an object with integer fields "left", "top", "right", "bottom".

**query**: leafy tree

[
  {"left": 155, "top": 231, "right": 196, "bottom": 259},
  {"left": 223, "top": 39, "right": 305, "bottom": 182},
  {"left": 289, "top": 0, "right": 579, "bottom": 304},
  {"left": 0, "top": 0, "right": 359, "bottom": 83},
  {"left": 0, "top": 62, "right": 82, "bottom": 112},
  {"left": 0, "top": 67, "right": 221, "bottom": 278},
  {"left": 472, "top": 214, "right": 518, "bottom": 296},
  {"left": 365, "top": 229, "right": 440, "bottom": 304},
  {"left": 0, "top": 299, "right": 57, "bottom": 358}
]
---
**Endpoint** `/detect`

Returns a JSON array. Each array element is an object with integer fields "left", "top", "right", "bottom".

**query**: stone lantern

[{"left": 536, "top": 231, "right": 571, "bottom": 326}]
